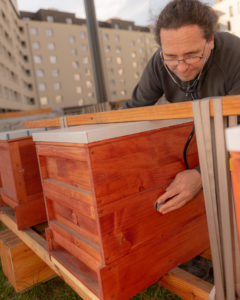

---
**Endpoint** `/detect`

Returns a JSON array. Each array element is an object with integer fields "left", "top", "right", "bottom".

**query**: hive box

[
  {"left": 226, "top": 126, "right": 240, "bottom": 248},
  {"left": 0, "top": 128, "right": 47, "bottom": 229},
  {"left": 33, "top": 120, "right": 209, "bottom": 300}
]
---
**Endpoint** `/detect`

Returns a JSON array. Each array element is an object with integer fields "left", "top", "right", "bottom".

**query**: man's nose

[{"left": 177, "top": 60, "right": 189, "bottom": 72}]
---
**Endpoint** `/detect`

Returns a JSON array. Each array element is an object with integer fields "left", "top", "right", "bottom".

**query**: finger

[
  {"left": 156, "top": 189, "right": 177, "bottom": 204},
  {"left": 158, "top": 194, "right": 186, "bottom": 214}
]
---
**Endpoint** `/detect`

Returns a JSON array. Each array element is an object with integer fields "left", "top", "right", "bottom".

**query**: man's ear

[{"left": 210, "top": 35, "right": 214, "bottom": 50}]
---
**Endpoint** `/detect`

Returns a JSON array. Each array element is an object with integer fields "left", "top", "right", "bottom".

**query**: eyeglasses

[{"left": 161, "top": 42, "right": 209, "bottom": 67}]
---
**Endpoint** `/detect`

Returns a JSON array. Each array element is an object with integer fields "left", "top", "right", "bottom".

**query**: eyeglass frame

[{"left": 160, "top": 41, "right": 211, "bottom": 67}]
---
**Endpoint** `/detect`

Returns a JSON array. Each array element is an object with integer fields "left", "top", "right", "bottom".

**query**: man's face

[{"left": 160, "top": 25, "right": 214, "bottom": 82}]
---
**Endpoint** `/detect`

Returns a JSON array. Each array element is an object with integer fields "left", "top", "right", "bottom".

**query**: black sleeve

[{"left": 123, "top": 50, "right": 164, "bottom": 108}]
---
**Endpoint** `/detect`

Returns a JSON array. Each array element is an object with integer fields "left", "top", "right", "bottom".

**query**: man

[{"left": 124, "top": 0, "right": 240, "bottom": 215}]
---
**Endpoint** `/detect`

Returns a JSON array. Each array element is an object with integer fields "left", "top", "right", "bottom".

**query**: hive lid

[
  {"left": 32, "top": 119, "right": 192, "bottom": 144},
  {"left": 225, "top": 126, "right": 240, "bottom": 152},
  {"left": 0, "top": 128, "right": 47, "bottom": 141}
]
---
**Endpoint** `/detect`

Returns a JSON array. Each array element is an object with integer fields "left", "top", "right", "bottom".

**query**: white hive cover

[
  {"left": 225, "top": 125, "right": 240, "bottom": 152},
  {"left": 0, "top": 128, "right": 47, "bottom": 141},
  {"left": 32, "top": 119, "right": 192, "bottom": 144}
]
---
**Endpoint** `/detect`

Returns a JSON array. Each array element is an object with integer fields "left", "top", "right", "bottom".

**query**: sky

[{"left": 17, "top": 0, "right": 215, "bottom": 26}]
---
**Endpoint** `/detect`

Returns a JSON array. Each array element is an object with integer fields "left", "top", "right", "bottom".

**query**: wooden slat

[
  {"left": 158, "top": 267, "right": 213, "bottom": 300},
  {"left": 0, "top": 207, "right": 99, "bottom": 300},
  {"left": 23, "top": 96, "right": 240, "bottom": 129},
  {"left": 200, "top": 248, "right": 212, "bottom": 261},
  {"left": 0, "top": 108, "right": 52, "bottom": 119}
]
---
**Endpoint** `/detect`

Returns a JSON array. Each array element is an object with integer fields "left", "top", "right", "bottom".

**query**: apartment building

[
  {"left": 0, "top": 1, "right": 158, "bottom": 111},
  {"left": 0, "top": 0, "right": 38, "bottom": 111},
  {"left": 214, "top": 0, "right": 240, "bottom": 37}
]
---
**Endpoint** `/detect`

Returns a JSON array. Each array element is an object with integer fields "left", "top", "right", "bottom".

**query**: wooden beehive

[
  {"left": 0, "top": 229, "right": 55, "bottom": 292},
  {"left": 226, "top": 127, "right": 240, "bottom": 248},
  {"left": 33, "top": 120, "right": 209, "bottom": 300},
  {"left": 0, "top": 129, "right": 47, "bottom": 229}
]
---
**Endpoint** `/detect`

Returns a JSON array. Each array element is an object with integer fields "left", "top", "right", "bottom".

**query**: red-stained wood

[
  {"left": 89, "top": 122, "right": 198, "bottom": 205},
  {"left": 98, "top": 190, "right": 206, "bottom": 264},
  {"left": 35, "top": 121, "right": 209, "bottom": 300},
  {"left": 230, "top": 152, "right": 240, "bottom": 247},
  {"left": 99, "top": 213, "right": 209, "bottom": 300},
  {"left": 0, "top": 137, "right": 46, "bottom": 229}
]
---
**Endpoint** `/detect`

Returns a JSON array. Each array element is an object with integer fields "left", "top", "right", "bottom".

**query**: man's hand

[{"left": 156, "top": 169, "right": 202, "bottom": 214}]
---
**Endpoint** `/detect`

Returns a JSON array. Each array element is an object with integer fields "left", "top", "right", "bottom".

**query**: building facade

[
  {"left": 0, "top": 0, "right": 38, "bottom": 111},
  {"left": 0, "top": 1, "right": 158, "bottom": 111},
  {"left": 214, "top": 0, "right": 240, "bottom": 37}
]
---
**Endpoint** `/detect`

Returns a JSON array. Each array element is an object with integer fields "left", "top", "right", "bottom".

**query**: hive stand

[{"left": 0, "top": 228, "right": 55, "bottom": 292}]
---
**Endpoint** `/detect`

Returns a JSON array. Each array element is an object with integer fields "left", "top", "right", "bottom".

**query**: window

[
  {"left": 83, "top": 56, "right": 89, "bottom": 64},
  {"left": 86, "top": 80, "right": 92, "bottom": 88},
  {"left": 138, "top": 37, "right": 142, "bottom": 43},
  {"left": 46, "top": 29, "right": 53, "bottom": 37},
  {"left": 130, "top": 41, "right": 135, "bottom": 47},
  {"left": 227, "top": 21, "right": 231, "bottom": 31},
  {"left": 88, "top": 92, "right": 94, "bottom": 98},
  {"left": 30, "top": 28, "right": 38, "bottom": 35},
  {"left": 112, "top": 91, "right": 117, "bottom": 96},
  {"left": 116, "top": 57, "right": 122, "bottom": 64},
  {"left": 128, "top": 25, "right": 133, "bottom": 31},
  {"left": 114, "top": 24, "right": 119, "bottom": 29},
  {"left": 80, "top": 32, "right": 86, "bottom": 39},
  {"left": 81, "top": 44, "right": 87, "bottom": 51},
  {"left": 46, "top": 16, "right": 54, "bottom": 23},
  {"left": 134, "top": 72, "right": 140, "bottom": 79},
  {"left": 116, "top": 46, "right": 121, "bottom": 53},
  {"left": 114, "top": 35, "right": 120, "bottom": 41},
  {"left": 71, "top": 49, "right": 78, "bottom": 55},
  {"left": 74, "top": 74, "right": 80, "bottom": 81},
  {"left": 85, "top": 68, "right": 90, "bottom": 76},
  {"left": 38, "top": 83, "right": 46, "bottom": 91},
  {"left": 121, "top": 90, "right": 127, "bottom": 96},
  {"left": 54, "top": 82, "right": 61, "bottom": 90},
  {"left": 132, "top": 61, "right": 137, "bottom": 68},
  {"left": 48, "top": 42, "right": 55, "bottom": 50},
  {"left": 50, "top": 56, "right": 56, "bottom": 64},
  {"left": 52, "top": 69, "right": 59, "bottom": 77},
  {"left": 32, "top": 41, "right": 40, "bottom": 49},
  {"left": 110, "top": 79, "right": 115, "bottom": 86},
  {"left": 139, "top": 48, "right": 143, "bottom": 54},
  {"left": 131, "top": 51, "right": 136, "bottom": 58},
  {"left": 72, "top": 61, "right": 79, "bottom": 68},
  {"left": 118, "top": 68, "right": 124, "bottom": 75},
  {"left": 104, "top": 33, "right": 109, "bottom": 40},
  {"left": 78, "top": 99, "right": 84, "bottom": 106},
  {"left": 66, "top": 18, "right": 72, "bottom": 24},
  {"left": 76, "top": 86, "right": 82, "bottom": 93},
  {"left": 69, "top": 36, "right": 75, "bottom": 43},
  {"left": 36, "top": 69, "right": 44, "bottom": 77},
  {"left": 34, "top": 55, "right": 42, "bottom": 64},
  {"left": 56, "top": 95, "right": 62, "bottom": 103},
  {"left": 105, "top": 45, "right": 111, "bottom": 52},
  {"left": 40, "top": 97, "right": 48, "bottom": 105},
  {"left": 106, "top": 57, "right": 112, "bottom": 63}
]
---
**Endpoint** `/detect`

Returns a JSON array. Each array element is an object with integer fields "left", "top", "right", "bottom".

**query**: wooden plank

[
  {"left": 158, "top": 267, "right": 213, "bottom": 300},
  {"left": 0, "top": 229, "right": 55, "bottom": 292},
  {"left": 0, "top": 207, "right": 99, "bottom": 300},
  {"left": 159, "top": 267, "right": 240, "bottom": 300},
  {"left": 0, "top": 108, "right": 52, "bottom": 119},
  {"left": 23, "top": 96, "right": 240, "bottom": 128},
  {"left": 200, "top": 249, "right": 212, "bottom": 261}
]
